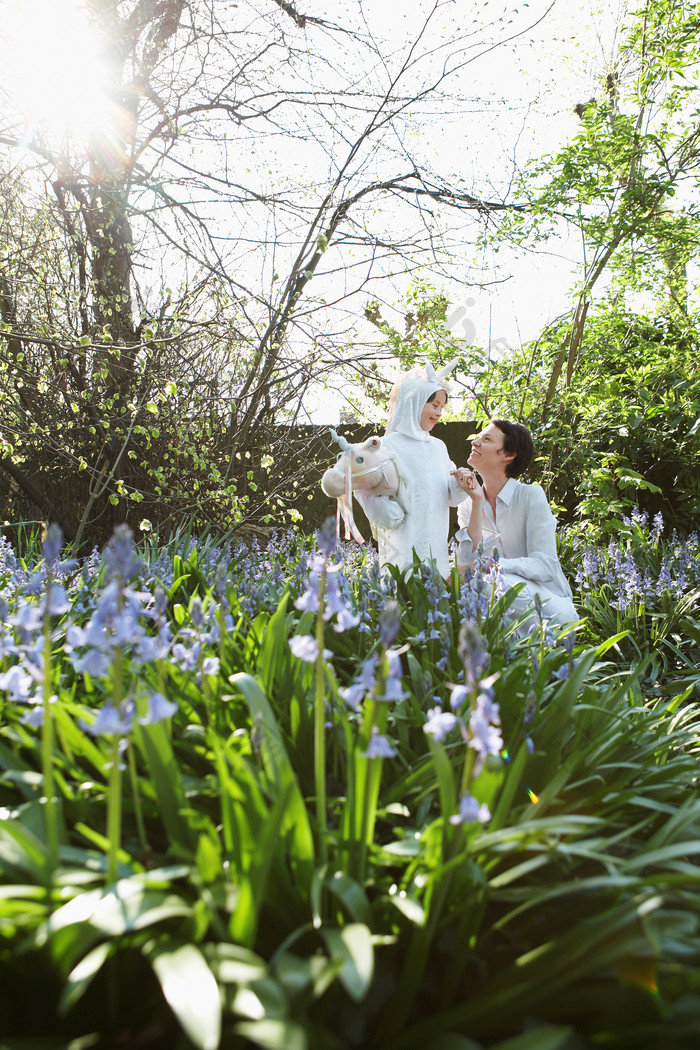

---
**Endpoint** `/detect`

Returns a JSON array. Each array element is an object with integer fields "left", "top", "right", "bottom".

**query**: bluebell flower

[
  {"left": 201, "top": 656, "right": 220, "bottom": 677},
  {"left": 71, "top": 648, "right": 111, "bottom": 678},
  {"left": 450, "top": 792, "right": 491, "bottom": 825},
  {"left": 85, "top": 699, "right": 135, "bottom": 737},
  {"left": 42, "top": 523, "right": 64, "bottom": 566},
  {"left": 475, "top": 683, "right": 500, "bottom": 726},
  {"left": 339, "top": 683, "right": 366, "bottom": 711},
  {"left": 449, "top": 684, "right": 469, "bottom": 712},
  {"left": 374, "top": 676, "right": 409, "bottom": 703},
  {"left": 12, "top": 602, "right": 43, "bottom": 636},
  {"left": 468, "top": 707, "right": 504, "bottom": 769},
  {"left": 333, "top": 606, "right": 361, "bottom": 632},
  {"left": 378, "top": 600, "right": 401, "bottom": 648},
  {"left": 190, "top": 598, "right": 205, "bottom": 629},
  {"left": 171, "top": 640, "right": 200, "bottom": 672},
  {"left": 103, "top": 525, "right": 142, "bottom": 584},
  {"left": 357, "top": 654, "right": 378, "bottom": 688},
  {"left": 0, "top": 664, "right": 35, "bottom": 701},
  {"left": 315, "top": 518, "right": 338, "bottom": 559},
  {"left": 295, "top": 577, "right": 321, "bottom": 613},
  {"left": 424, "top": 706, "right": 458, "bottom": 742},
  {"left": 458, "top": 622, "right": 489, "bottom": 691},
  {"left": 21, "top": 703, "right": 46, "bottom": 728},
  {"left": 289, "top": 635, "right": 331, "bottom": 663},
  {"left": 361, "top": 726, "right": 397, "bottom": 759},
  {"left": 139, "top": 692, "right": 178, "bottom": 725},
  {"left": 47, "top": 583, "right": 70, "bottom": 617}
]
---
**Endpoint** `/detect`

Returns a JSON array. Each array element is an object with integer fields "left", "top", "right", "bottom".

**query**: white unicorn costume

[{"left": 354, "top": 363, "right": 467, "bottom": 577}]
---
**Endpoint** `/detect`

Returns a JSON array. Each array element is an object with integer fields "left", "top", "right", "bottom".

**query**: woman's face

[{"left": 420, "top": 389, "right": 447, "bottom": 431}]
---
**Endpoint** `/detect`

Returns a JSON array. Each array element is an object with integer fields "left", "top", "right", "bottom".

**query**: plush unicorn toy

[{"left": 321, "top": 429, "right": 400, "bottom": 543}]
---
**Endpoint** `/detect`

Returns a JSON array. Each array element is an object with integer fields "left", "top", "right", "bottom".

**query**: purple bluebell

[
  {"left": 85, "top": 699, "right": 136, "bottom": 737},
  {"left": 103, "top": 526, "right": 142, "bottom": 584},
  {"left": 339, "top": 682, "right": 366, "bottom": 711},
  {"left": 361, "top": 726, "right": 397, "bottom": 759},
  {"left": 42, "top": 524, "right": 64, "bottom": 566},
  {"left": 424, "top": 706, "right": 459, "bottom": 742},
  {"left": 450, "top": 792, "right": 491, "bottom": 825},
  {"left": 378, "top": 600, "right": 401, "bottom": 648},
  {"left": 289, "top": 635, "right": 330, "bottom": 663},
  {"left": 0, "top": 664, "right": 35, "bottom": 701},
  {"left": 139, "top": 692, "right": 178, "bottom": 725},
  {"left": 315, "top": 518, "right": 338, "bottom": 559}
]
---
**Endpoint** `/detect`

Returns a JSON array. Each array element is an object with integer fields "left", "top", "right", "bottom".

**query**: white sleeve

[
  {"left": 354, "top": 490, "right": 405, "bottom": 530},
  {"left": 499, "top": 487, "right": 561, "bottom": 584},
  {"left": 447, "top": 457, "right": 468, "bottom": 508},
  {"left": 455, "top": 499, "right": 473, "bottom": 564}
]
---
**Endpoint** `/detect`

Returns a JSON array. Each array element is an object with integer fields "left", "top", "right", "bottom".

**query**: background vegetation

[{"left": 1, "top": 0, "right": 697, "bottom": 546}]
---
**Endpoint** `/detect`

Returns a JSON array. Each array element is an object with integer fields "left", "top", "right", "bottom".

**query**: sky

[
  {"left": 1, "top": 0, "right": 629, "bottom": 422},
  {"left": 361, "top": 0, "right": 624, "bottom": 344},
  {"left": 295, "top": 0, "right": 628, "bottom": 419}
]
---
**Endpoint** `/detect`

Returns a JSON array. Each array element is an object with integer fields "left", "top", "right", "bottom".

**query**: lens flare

[{"left": 5, "top": 0, "right": 111, "bottom": 139}]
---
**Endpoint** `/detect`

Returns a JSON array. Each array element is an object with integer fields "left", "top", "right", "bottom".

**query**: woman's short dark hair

[{"left": 492, "top": 419, "right": 535, "bottom": 478}]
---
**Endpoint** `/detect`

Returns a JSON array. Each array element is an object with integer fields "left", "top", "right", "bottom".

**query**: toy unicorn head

[{"left": 321, "top": 430, "right": 400, "bottom": 542}]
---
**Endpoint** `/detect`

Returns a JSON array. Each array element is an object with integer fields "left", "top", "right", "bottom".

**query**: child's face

[{"left": 420, "top": 390, "right": 447, "bottom": 431}]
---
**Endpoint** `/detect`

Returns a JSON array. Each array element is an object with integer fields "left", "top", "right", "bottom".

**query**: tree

[
  {"left": 0, "top": 0, "right": 550, "bottom": 543},
  {"left": 497, "top": 0, "right": 700, "bottom": 406}
]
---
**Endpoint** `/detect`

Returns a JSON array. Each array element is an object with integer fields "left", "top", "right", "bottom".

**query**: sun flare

[{"left": 5, "top": 0, "right": 111, "bottom": 137}]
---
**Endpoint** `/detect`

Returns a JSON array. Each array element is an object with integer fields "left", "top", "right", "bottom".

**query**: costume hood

[{"left": 385, "top": 360, "right": 458, "bottom": 441}]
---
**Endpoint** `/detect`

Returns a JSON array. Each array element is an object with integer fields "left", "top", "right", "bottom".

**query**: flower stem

[
  {"left": 107, "top": 646, "right": 124, "bottom": 885},
  {"left": 107, "top": 736, "right": 122, "bottom": 885},
  {"left": 127, "top": 743, "right": 148, "bottom": 855},
  {"left": 314, "top": 569, "right": 328, "bottom": 864},
  {"left": 42, "top": 611, "right": 58, "bottom": 873}
]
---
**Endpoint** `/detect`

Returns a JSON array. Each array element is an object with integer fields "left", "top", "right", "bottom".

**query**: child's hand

[{"left": 451, "top": 468, "right": 482, "bottom": 498}]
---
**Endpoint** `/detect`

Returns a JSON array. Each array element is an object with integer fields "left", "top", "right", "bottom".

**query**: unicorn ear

[
  {"left": 436, "top": 357, "right": 459, "bottom": 381},
  {"left": 425, "top": 362, "right": 438, "bottom": 383}
]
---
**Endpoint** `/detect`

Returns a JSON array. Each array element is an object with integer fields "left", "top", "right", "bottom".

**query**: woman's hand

[{"left": 451, "top": 468, "right": 483, "bottom": 502}]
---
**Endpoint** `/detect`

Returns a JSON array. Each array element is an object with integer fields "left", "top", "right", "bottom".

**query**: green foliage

[
  {"left": 562, "top": 507, "right": 700, "bottom": 692},
  {"left": 361, "top": 280, "right": 491, "bottom": 419},
  {"left": 493, "top": 0, "right": 700, "bottom": 426},
  {"left": 476, "top": 303, "right": 700, "bottom": 532},
  {"left": 0, "top": 525, "right": 699, "bottom": 1048}
]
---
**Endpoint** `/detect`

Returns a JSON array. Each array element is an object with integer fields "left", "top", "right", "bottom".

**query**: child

[{"left": 354, "top": 363, "right": 467, "bottom": 577}]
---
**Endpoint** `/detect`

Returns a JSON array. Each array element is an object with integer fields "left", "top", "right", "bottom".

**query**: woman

[{"left": 454, "top": 419, "right": 577, "bottom": 629}]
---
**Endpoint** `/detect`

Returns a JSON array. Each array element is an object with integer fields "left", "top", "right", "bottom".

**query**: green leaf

[
  {"left": 36, "top": 879, "right": 192, "bottom": 943},
  {"left": 489, "top": 740, "right": 529, "bottom": 831},
  {"left": 132, "top": 719, "right": 197, "bottom": 852},
  {"left": 59, "top": 940, "right": 112, "bottom": 1013},
  {"left": 490, "top": 1025, "right": 574, "bottom": 1050},
  {"left": 320, "top": 923, "right": 374, "bottom": 1002},
  {"left": 234, "top": 1019, "right": 307, "bottom": 1050},
  {"left": 311, "top": 866, "right": 372, "bottom": 927},
  {"left": 229, "top": 672, "right": 315, "bottom": 881},
  {"left": 147, "top": 941, "right": 221, "bottom": 1050}
]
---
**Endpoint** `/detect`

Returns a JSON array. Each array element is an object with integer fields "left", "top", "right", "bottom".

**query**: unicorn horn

[
  {"left": 329, "top": 427, "right": 351, "bottom": 451},
  {"left": 436, "top": 357, "right": 459, "bottom": 380}
]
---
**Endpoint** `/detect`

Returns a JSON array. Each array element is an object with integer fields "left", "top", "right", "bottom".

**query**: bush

[{"left": 476, "top": 306, "right": 700, "bottom": 535}]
